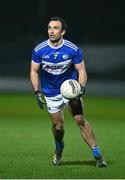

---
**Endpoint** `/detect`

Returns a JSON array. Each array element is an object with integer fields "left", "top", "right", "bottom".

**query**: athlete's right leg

[
  {"left": 49, "top": 111, "right": 64, "bottom": 165},
  {"left": 44, "top": 94, "right": 68, "bottom": 165}
]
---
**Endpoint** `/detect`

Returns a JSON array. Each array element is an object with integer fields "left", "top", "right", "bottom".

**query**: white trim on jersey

[
  {"left": 64, "top": 40, "right": 78, "bottom": 51},
  {"left": 42, "top": 59, "right": 72, "bottom": 75},
  {"left": 31, "top": 60, "right": 41, "bottom": 64},
  {"left": 34, "top": 39, "right": 78, "bottom": 53},
  {"left": 35, "top": 41, "right": 48, "bottom": 52}
]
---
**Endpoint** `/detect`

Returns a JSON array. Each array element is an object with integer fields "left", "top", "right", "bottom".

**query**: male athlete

[{"left": 30, "top": 16, "right": 106, "bottom": 167}]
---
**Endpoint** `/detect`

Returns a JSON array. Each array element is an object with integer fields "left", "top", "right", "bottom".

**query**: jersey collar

[{"left": 47, "top": 39, "right": 64, "bottom": 49}]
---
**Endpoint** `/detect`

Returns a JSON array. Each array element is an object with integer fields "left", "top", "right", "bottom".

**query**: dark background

[
  {"left": 1, "top": 1, "right": 125, "bottom": 43},
  {"left": 0, "top": 0, "right": 125, "bottom": 79}
]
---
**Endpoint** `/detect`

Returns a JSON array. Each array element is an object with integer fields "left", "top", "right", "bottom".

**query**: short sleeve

[
  {"left": 72, "top": 47, "right": 84, "bottom": 64},
  {"left": 32, "top": 49, "right": 41, "bottom": 63}
]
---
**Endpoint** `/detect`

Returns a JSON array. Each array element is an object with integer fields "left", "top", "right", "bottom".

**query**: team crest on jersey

[{"left": 63, "top": 54, "right": 69, "bottom": 60}]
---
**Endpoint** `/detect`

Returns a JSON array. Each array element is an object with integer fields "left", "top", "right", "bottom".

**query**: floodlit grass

[{"left": 0, "top": 94, "right": 125, "bottom": 179}]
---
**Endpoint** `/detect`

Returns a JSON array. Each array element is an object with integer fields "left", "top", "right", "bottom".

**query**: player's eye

[
  {"left": 48, "top": 26, "right": 61, "bottom": 31},
  {"left": 54, "top": 26, "right": 60, "bottom": 30},
  {"left": 48, "top": 26, "right": 51, "bottom": 30}
]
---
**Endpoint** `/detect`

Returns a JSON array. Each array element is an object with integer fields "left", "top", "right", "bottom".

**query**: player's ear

[{"left": 61, "top": 30, "right": 66, "bottom": 36}]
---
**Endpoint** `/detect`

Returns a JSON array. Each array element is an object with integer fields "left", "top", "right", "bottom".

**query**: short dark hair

[{"left": 49, "top": 16, "right": 67, "bottom": 31}]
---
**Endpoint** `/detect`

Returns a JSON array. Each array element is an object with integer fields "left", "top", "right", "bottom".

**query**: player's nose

[{"left": 49, "top": 28, "right": 54, "bottom": 34}]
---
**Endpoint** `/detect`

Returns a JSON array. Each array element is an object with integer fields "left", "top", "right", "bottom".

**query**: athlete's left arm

[{"left": 75, "top": 61, "right": 87, "bottom": 87}]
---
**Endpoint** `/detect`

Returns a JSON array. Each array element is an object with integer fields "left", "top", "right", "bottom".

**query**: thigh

[
  {"left": 45, "top": 94, "right": 68, "bottom": 113},
  {"left": 68, "top": 98, "right": 83, "bottom": 116},
  {"left": 50, "top": 110, "right": 64, "bottom": 129}
]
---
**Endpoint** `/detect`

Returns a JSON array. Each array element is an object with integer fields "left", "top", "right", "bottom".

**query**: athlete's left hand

[
  {"left": 79, "top": 86, "right": 86, "bottom": 96},
  {"left": 74, "top": 86, "right": 86, "bottom": 100}
]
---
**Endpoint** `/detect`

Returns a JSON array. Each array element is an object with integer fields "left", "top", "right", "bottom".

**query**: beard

[{"left": 49, "top": 36, "right": 61, "bottom": 44}]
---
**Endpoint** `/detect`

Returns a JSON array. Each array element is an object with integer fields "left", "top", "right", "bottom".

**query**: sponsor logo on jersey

[{"left": 42, "top": 59, "right": 72, "bottom": 75}]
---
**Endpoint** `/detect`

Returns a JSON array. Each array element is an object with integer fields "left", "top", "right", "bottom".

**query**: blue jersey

[{"left": 32, "top": 39, "right": 83, "bottom": 97}]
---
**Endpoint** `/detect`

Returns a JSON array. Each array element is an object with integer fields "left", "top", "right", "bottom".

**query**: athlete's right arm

[
  {"left": 30, "top": 60, "right": 46, "bottom": 109},
  {"left": 30, "top": 60, "right": 40, "bottom": 92}
]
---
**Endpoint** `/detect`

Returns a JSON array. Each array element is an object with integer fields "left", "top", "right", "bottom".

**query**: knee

[
  {"left": 53, "top": 123, "right": 64, "bottom": 130},
  {"left": 74, "top": 115, "right": 85, "bottom": 127}
]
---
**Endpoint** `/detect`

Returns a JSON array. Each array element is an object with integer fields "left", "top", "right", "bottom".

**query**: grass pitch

[{"left": 0, "top": 94, "right": 125, "bottom": 179}]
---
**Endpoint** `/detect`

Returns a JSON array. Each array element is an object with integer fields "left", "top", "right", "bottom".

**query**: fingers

[{"left": 36, "top": 93, "right": 46, "bottom": 109}]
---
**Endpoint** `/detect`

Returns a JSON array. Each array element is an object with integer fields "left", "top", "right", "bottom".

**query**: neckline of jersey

[{"left": 47, "top": 39, "right": 64, "bottom": 49}]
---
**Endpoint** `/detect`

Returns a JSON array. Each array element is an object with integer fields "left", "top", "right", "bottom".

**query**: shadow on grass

[{"left": 61, "top": 160, "right": 95, "bottom": 166}]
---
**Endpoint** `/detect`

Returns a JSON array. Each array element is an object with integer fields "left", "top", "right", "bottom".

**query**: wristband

[{"left": 35, "top": 90, "right": 39, "bottom": 95}]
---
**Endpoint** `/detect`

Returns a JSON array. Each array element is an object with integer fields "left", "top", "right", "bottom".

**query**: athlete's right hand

[{"left": 35, "top": 91, "right": 46, "bottom": 109}]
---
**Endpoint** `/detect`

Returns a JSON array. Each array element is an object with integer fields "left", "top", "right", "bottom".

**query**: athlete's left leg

[{"left": 68, "top": 98, "right": 107, "bottom": 167}]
